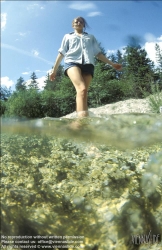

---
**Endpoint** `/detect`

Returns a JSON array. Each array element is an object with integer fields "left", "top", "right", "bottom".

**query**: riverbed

[{"left": 1, "top": 114, "right": 162, "bottom": 250}]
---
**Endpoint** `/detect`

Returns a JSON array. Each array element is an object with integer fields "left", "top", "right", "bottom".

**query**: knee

[{"left": 77, "top": 87, "right": 88, "bottom": 98}]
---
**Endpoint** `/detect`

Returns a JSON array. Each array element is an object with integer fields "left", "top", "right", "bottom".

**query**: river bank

[{"left": 62, "top": 98, "right": 152, "bottom": 118}]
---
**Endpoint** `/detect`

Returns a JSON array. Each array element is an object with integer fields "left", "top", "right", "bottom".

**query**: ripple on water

[{"left": 2, "top": 113, "right": 162, "bottom": 149}]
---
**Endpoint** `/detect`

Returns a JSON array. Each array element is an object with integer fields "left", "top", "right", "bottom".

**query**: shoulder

[
  {"left": 69, "top": 32, "right": 88, "bottom": 35},
  {"left": 62, "top": 33, "right": 74, "bottom": 41},
  {"left": 66, "top": 32, "right": 76, "bottom": 39},
  {"left": 84, "top": 33, "right": 95, "bottom": 39},
  {"left": 82, "top": 33, "right": 93, "bottom": 40},
  {"left": 63, "top": 33, "right": 72, "bottom": 37},
  {"left": 89, "top": 34, "right": 98, "bottom": 42}
]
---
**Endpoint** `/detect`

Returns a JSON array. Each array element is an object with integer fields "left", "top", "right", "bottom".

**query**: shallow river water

[
  {"left": 2, "top": 113, "right": 162, "bottom": 149},
  {"left": 1, "top": 114, "right": 162, "bottom": 250}
]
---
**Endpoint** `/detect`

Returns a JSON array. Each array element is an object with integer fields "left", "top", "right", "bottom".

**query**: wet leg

[{"left": 67, "top": 66, "right": 92, "bottom": 117}]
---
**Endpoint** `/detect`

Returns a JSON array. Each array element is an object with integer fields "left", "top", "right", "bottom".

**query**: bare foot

[
  {"left": 68, "top": 119, "right": 83, "bottom": 130},
  {"left": 77, "top": 111, "right": 89, "bottom": 118}
]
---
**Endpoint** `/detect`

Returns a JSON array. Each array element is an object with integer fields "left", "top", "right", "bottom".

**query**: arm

[
  {"left": 50, "top": 53, "right": 64, "bottom": 81},
  {"left": 96, "top": 53, "right": 122, "bottom": 70}
]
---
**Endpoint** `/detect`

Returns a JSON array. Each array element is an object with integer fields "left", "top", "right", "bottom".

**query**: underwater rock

[{"left": 1, "top": 132, "right": 162, "bottom": 249}]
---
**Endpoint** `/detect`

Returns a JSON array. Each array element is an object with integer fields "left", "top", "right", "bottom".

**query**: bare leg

[{"left": 67, "top": 66, "right": 92, "bottom": 117}]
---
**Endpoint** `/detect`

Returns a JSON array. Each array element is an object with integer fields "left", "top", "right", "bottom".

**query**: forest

[{"left": 1, "top": 42, "right": 162, "bottom": 118}]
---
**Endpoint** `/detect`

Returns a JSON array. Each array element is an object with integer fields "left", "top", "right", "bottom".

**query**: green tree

[
  {"left": 116, "top": 50, "right": 123, "bottom": 64},
  {"left": 0, "top": 87, "right": 12, "bottom": 116},
  {"left": 42, "top": 73, "right": 75, "bottom": 117},
  {"left": 155, "top": 43, "right": 162, "bottom": 69},
  {"left": 0, "top": 99, "right": 6, "bottom": 116},
  {"left": 115, "top": 50, "right": 124, "bottom": 79},
  {"left": 155, "top": 43, "right": 162, "bottom": 88},
  {"left": 15, "top": 77, "right": 26, "bottom": 91},
  {"left": 28, "top": 72, "right": 38, "bottom": 89},
  {"left": 122, "top": 45, "right": 154, "bottom": 97},
  {"left": 89, "top": 46, "right": 126, "bottom": 106},
  {"left": 89, "top": 60, "right": 120, "bottom": 107},
  {"left": 5, "top": 89, "right": 43, "bottom": 118}
]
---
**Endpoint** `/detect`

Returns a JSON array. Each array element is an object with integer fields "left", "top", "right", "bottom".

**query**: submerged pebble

[{"left": 1, "top": 114, "right": 162, "bottom": 249}]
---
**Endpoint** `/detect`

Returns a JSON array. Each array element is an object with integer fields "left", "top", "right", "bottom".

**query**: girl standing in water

[{"left": 50, "top": 16, "right": 122, "bottom": 117}]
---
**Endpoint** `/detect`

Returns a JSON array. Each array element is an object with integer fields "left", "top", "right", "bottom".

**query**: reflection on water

[{"left": 1, "top": 114, "right": 162, "bottom": 250}]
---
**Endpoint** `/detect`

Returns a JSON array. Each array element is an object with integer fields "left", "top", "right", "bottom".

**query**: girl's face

[{"left": 72, "top": 18, "right": 85, "bottom": 30}]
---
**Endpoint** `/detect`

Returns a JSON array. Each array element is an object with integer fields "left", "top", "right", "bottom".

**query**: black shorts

[{"left": 64, "top": 62, "right": 94, "bottom": 78}]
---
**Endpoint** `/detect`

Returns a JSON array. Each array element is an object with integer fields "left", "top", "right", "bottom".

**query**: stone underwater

[{"left": 1, "top": 113, "right": 162, "bottom": 250}]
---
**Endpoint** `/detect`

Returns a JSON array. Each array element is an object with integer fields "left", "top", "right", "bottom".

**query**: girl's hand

[
  {"left": 113, "top": 63, "right": 122, "bottom": 71},
  {"left": 50, "top": 72, "right": 56, "bottom": 81}
]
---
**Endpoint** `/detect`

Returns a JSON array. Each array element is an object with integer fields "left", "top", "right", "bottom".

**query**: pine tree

[
  {"left": 116, "top": 50, "right": 123, "bottom": 64},
  {"left": 28, "top": 72, "right": 38, "bottom": 89},
  {"left": 155, "top": 43, "right": 162, "bottom": 69},
  {"left": 115, "top": 50, "right": 124, "bottom": 79},
  {"left": 122, "top": 45, "right": 155, "bottom": 97},
  {"left": 15, "top": 77, "right": 26, "bottom": 91},
  {"left": 155, "top": 43, "right": 162, "bottom": 87},
  {"left": 125, "top": 46, "right": 154, "bottom": 79}
]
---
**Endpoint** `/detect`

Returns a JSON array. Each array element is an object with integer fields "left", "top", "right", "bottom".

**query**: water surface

[{"left": 2, "top": 113, "right": 162, "bottom": 149}]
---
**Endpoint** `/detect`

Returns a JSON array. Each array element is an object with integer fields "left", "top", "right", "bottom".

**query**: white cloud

[
  {"left": 69, "top": 2, "right": 102, "bottom": 19},
  {"left": 144, "top": 41, "right": 162, "bottom": 66},
  {"left": 69, "top": 2, "right": 96, "bottom": 11},
  {"left": 143, "top": 35, "right": 162, "bottom": 66},
  {"left": 87, "top": 12, "right": 102, "bottom": 17},
  {"left": 25, "top": 79, "right": 32, "bottom": 88},
  {"left": 144, "top": 33, "right": 156, "bottom": 42},
  {"left": 1, "top": 77, "right": 14, "bottom": 88},
  {"left": 37, "top": 76, "right": 46, "bottom": 90},
  {"left": 1, "top": 13, "right": 7, "bottom": 31},
  {"left": 22, "top": 71, "right": 31, "bottom": 75},
  {"left": 25, "top": 76, "right": 46, "bottom": 90},
  {"left": 47, "top": 69, "right": 53, "bottom": 74},
  {"left": 106, "top": 49, "right": 118, "bottom": 56},
  {"left": 32, "top": 50, "right": 39, "bottom": 57},
  {"left": 157, "top": 35, "right": 162, "bottom": 41}
]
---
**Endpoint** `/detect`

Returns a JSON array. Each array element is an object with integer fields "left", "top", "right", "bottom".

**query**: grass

[{"left": 147, "top": 84, "right": 162, "bottom": 113}]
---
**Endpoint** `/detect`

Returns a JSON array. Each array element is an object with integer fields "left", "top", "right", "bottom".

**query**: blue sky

[{"left": 1, "top": 0, "right": 162, "bottom": 90}]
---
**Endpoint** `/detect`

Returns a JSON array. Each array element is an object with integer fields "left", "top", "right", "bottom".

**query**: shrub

[
  {"left": 41, "top": 90, "right": 76, "bottom": 117},
  {"left": 147, "top": 84, "right": 162, "bottom": 113},
  {"left": 5, "top": 90, "right": 43, "bottom": 118}
]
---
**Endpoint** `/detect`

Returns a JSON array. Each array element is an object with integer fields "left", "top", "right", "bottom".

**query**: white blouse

[{"left": 58, "top": 32, "right": 101, "bottom": 65}]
